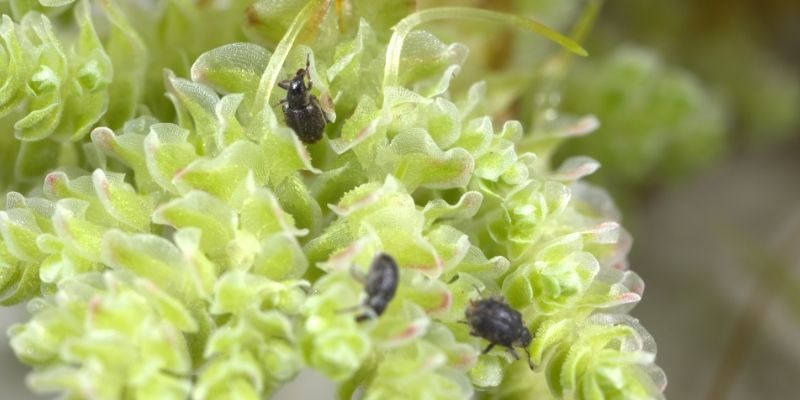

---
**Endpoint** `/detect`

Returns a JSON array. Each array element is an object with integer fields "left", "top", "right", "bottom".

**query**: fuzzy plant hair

[{"left": 0, "top": 0, "right": 666, "bottom": 399}]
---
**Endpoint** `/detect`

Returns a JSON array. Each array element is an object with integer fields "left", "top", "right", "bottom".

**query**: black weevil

[
  {"left": 351, "top": 253, "right": 399, "bottom": 322},
  {"left": 465, "top": 295, "right": 534, "bottom": 369},
  {"left": 277, "top": 55, "right": 328, "bottom": 144}
]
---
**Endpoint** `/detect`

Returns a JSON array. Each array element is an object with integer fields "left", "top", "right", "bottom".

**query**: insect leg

[
  {"left": 337, "top": 304, "right": 364, "bottom": 313},
  {"left": 482, "top": 343, "right": 496, "bottom": 355},
  {"left": 506, "top": 347, "right": 520, "bottom": 360},
  {"left": 470, "top": 284, "right": 484, "bottom": 299},
  {"left": 310, "top": 95, "right": 331, "bottom": 123},
  {"left": 349, "top": 264, "right": 367, "bottom": 284},
  {"left": 355, "top": 307, "right": 378, "bottom": 322}
]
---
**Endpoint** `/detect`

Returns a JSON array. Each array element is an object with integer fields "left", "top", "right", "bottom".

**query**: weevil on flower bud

[
  {"left": 465, "top": 295, "right": 534, "bottom": 369},
  {"left": 348, "top": 252, "right": 399, "bottom": 322},
  {"left": 278, "top": 55, "right": 328, "bottom": 143}
]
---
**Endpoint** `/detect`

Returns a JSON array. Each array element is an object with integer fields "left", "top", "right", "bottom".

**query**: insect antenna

[{"left": 523, "top": 347, "right": 535, "bottom": 370}]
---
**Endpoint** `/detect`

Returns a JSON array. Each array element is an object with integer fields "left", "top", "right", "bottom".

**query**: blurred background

[
  {"left": 595, "top": 1, "right": 800, "bottom": 399},
  {"left": 2, "top": 0, "right": 799, "bottom": 398}
]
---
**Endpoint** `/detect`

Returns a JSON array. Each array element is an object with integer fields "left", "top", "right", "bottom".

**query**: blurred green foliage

[
  {"left": 600, "top": 0, "right": 800, "bottom": 144},
  {"left": 556, "top": 46, "right": 727, "bottom": 203}
]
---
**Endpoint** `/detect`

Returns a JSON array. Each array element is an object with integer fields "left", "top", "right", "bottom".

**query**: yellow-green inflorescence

[{"left": 1, "top": 0, "right": 666, "bottom": 399}]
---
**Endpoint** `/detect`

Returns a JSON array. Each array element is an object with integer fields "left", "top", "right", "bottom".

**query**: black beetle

[
  {"left": 350, "top": 253, "right": 399, "bottom": 322},
  {"left": 277, "top": 55, "right": 328, "bottom": 144},
  {"left": 465, "top": 295, "right": 534, "bottom": 369}
]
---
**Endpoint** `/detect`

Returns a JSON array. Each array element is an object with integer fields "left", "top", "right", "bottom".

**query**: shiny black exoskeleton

[
  {"left": 355, "top": 253, "right": 399, "bottom": 322},
  {"left": 278, "top": 56, "right": 327, "bottom": 143},
  {"left": 466, "top": 296, "right": 534, "bottom": 369}
]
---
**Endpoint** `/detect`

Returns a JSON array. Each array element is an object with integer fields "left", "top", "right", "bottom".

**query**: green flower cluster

[
  {"left": 0, "top": 1, "right": 112, "bottom": 188},
  {"left": 0, "top": 0, "right": 254, "bottom": 191},
  {"left": 1, "top": 0, "right": 666, "bottom": 398}
]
